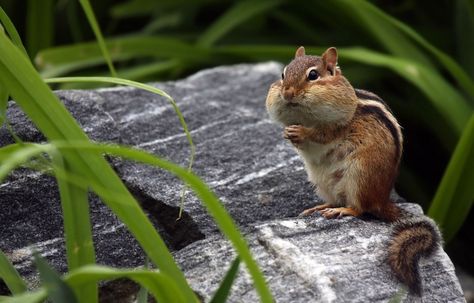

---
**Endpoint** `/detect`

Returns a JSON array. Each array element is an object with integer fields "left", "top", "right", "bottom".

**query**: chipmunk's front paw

[{"left": 284, "top": 125, "right": 309, "bottom": 146}]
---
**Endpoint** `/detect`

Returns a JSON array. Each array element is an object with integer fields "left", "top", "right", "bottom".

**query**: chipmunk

[{"left": 266, "top": 46, "right": 441, "bottom": 295}]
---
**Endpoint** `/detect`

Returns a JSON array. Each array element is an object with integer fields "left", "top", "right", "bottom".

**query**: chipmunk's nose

[{"left": 282, "top": 87, "right": 296, "bottom": 101}]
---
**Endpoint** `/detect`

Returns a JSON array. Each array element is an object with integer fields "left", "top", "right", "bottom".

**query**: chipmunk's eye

[
  {"left": 307, "top": 69, "right": 319, "bottom": 81},
  {"left": 281, "top": 72, "right": 285, "bottom": 80}
]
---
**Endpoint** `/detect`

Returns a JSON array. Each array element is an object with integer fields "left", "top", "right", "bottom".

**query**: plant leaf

[
  {"left": 0, "top": 290, "right": 47, "bottom": 303},
  {"left": 42, "top": 140, "right": 275, "bottom": 303},
  {"left": 110, "top": 0, "right": 158, "bottom": 18},
  {"left": 36, "top": 36, "right": 209, "bottom": 77},
  {"left": 455, "top": 0, "right": 474, "bottom": 80},
  {"left": 210, "top": 257, "right": 240, "bottom": 303},
  {"left": 0, "top": 6, "right": 28, "bottom": 56},
  {"left": 136, "top": 258, "right": 150, "bottom": 303},
  {"left": 52, "top": 152, "right": 97, "bottom": 303},
  {"left": 26, "top": 0, "right": 54, "bottom": 57},
  {"left": 0, "top": 250, "right": 27, "bottom": 295},
  {"left": 0, "top": 144, "right": 51, "bottom": 182},
  {"left": 44, "top": 75, "right": 195, "bottom": 177},
  {"left": 143, "top": 13, "right": 183, "bottom": 34},
  {"left": 340, "top": 0, "right": 474, "bottom": 102},
  {"left": 22, "top": 141, "right": 272, "bottom": 303},
  {"left": 45, "top": 74, "right": 196, "bottom": 221},
  {"left": 33, "top": 252, "right": 78, "bottom": 303},
  {"left": 78, "top": 0, "right": 117, "bottom": 77},
  {"left": 197, "top": 0, "right": 283, "bottom": 47},
  {"left": 65, "top": 265, "right": 186, "bottom": 303},
  {"left": 333, "top": 0, "right": 434, "bottom": 69},
  {"left": 0, "top": 79, "right": 7, "bottom": 127},
  {"left": 0, "top": 30, "right": 198, "bottom": 302},
  {"left": 428, "top": 113, "right": 474, "bottom": 242}
]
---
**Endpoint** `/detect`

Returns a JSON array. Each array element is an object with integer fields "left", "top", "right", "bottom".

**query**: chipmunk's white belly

[{"left": 297, "top": 141, "right": 351, "bottom": 207}]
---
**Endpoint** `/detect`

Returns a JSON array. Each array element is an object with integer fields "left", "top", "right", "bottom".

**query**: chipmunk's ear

[
  {"left": 322, "top": 47, "right": 338, "bottom": 75},
  {"left": 295, "top": 46, "right": 305, "bottom": 58}
]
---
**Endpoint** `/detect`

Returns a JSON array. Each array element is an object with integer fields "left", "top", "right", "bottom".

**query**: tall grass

[{"left": 0, "top": 4, "right": 272, "bottom": 302}]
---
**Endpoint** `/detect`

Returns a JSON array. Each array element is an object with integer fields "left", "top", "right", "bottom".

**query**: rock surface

[
  {"left": 0, "top": 62, "right": 465, "bottom": 302},
  {"left": 176, "top": 204, "right": 462, "bottom": 303}
]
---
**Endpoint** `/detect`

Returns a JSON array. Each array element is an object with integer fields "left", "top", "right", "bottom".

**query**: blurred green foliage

[{"left": 1, "top": 0, "right": 473, "bottom": 272}]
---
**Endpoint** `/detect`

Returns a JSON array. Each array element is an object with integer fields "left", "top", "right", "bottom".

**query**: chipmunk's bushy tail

[{"left": 387, "top": 218, "right": 441, "bottom": 295}]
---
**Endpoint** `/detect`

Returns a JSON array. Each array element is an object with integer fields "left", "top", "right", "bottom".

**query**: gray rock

[
  {"left": 0, "top": 90, "right": 120, "bottom": 145},
  {"left": 96, "top": 62, "right": 316, "bottom": 236},
  {"left": 0, "top": 62, "right": 465, "bottom": 302},
  {"left": 176, "top": 204, "right": 464, "bottom": 302},
  {"left": 0, "top": 172, "right": 144, "bottom": 282}
]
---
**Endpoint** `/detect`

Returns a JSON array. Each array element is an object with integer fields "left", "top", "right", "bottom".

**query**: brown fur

[
  {"left": 346, "top": 105, "right": 400, "bottom": 221},
  {"left": 266, "top": 46, "right": 440, "bottom": 295},
  {"left": 331, "top": 169, "right": 345, "bottom": 183}
]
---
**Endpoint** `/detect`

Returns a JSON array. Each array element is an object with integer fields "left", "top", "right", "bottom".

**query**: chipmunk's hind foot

[
  {"left": 319, "top": 207, "right": 362, "bottom": 219},
  {"left": 299, "top": 202, "right": 334, "bottom": 217}
]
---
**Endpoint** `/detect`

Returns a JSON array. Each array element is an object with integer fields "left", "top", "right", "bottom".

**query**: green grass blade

[
  {"left": 0, "top": 290, "right": 47, "bottom": 303},
  {"left": 341, "top": 0, "right": 474, "bottom": 101},
  {"left": 143, "top": 13, "right": 182, "bottom": 34},
  {"left": 0, "top": 144, "right": 51, "bottom": 182},
  {"left": 136, "top": 258, "right": 150, "bottom": 303},
  {"left": 136, "top": 285, "right": 148, "bottom": 303},
  {"left": 217, "top": 45, "right": 295, "bottom": 62},
  {"left": 210, "top": 257, "right": 240, "bottom": 303},
  {"left": 65, "top": 265, "right": 186, "bottom": 303},
  {"left": 33, "top": 252, "right": 78, "bottom": 303},
  {"left": 0, "top": 79, "right": 7, "bottom": 127},
  {"left": 46, "top": 160, "right": 193, "bottom": 302},
  {"left": 110, "top": 0, "right": 158, "bottom": 18},
  {"left": 66, "top": 0, "right": 84, "bottom": 42},
  {"left": 0, "top": 250, "right": 27, "bottom": 295},
  {"left": 197, "top": 0, "right": 283, "bottom": 47},
  {"left": 107, "top": 60, "right": 180, "bottom": 82},
  {"left": 78, "top": 0, "right": 117, "bottom": 77},
  {"left": 10, "top": 140, "right": 272, "bottom": 303},
  {"left": 428, "top": 113, "right": 474, "bottom": 242},
  {"left": 0, "top": 31, "right": 197, "bottom": 302},
  {"left": 217, "top": 45, "right": 326, "bottom": 62},
  {"left": 388, "top": 288, "right": 406, "bottom": 303},
  {"left": 52, "top": 152, "right": 97, "bottom": 303},
  {"left": 0, "top": 26, "right": 270, "bottom": 301},
  {"left": 0, "top": 6, "right": 28, "bottom": 56},
  {"left": 26, "top": 0, "right": 54, "bottom": 57},
  {"left": 36, "top": 36, "right": 209, "bottom": 77},
  {"left": 334, "top": 0, "right": 434, "bottom": 69},
  {"left": 48, "top": 141, "right": 274, "bottom": 303},
  {"left": 379, "top": 5, "right": 474, "bottom": 101},
  {"left": 44, "top": 75, "right": 196, "bottom": 180},
  {"left": 455, "top": 0, "right": 474, "bottom": 80},
  {"left": 272, "top": 11, "right": 319, "bottom": 43},
  {"left": 45, "top": 75, "right": 196, "bottom": 218}
]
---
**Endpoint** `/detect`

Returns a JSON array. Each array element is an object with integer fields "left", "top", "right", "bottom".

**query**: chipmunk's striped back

[{"left": 355, "top": 89, "right": 403, "bottom": 164}]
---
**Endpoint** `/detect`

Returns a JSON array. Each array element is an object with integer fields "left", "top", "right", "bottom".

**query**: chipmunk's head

[{"left": 266, "top": 46, "right": 358, "bottom": 127}]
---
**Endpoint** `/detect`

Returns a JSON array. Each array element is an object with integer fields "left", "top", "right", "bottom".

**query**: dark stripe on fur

[
  {"left": 357, "top": 104, "right": 401, "bottom": 161},
  {"left": 354, "top": 89, "right": 393, "bottom": 113},
  {"left": 387, "top": 219, "right": 441, "bottom": 295}
]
